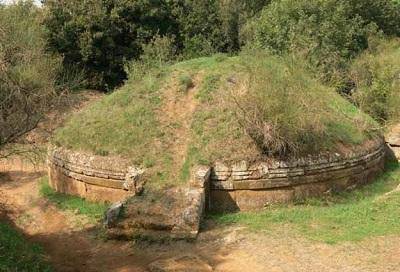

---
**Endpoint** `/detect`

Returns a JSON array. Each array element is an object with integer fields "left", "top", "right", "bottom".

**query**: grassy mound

[{"left": 54, "top": 52, "right": 378, "bottom": 187}]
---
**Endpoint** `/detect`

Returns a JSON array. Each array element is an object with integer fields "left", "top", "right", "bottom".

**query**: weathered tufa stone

[
  {"left": 259, "top": 162, "right": 270, "bottom": 172},
  {"left": 48, "top": 145, "right": 143, "bottom": 202},
  {"left": 148, "top": 255, "right": 212, "bottom": 272},
  {"left": 104, "top": 202, "right": 123, "bottom": 228},
  {"left": 232, "top": 160, "right": 248, "bottom": 172},
  {"left": 107, "top": 185, "right": 206, "bottom": 240},
  {"left": 209, "top": 138, "right": 386, "bottom": 212},
  {"left": 124, "top": 166, "right": 145, "bottom": 193},
  {"left": 190, "top": 166, "right": 211, "bottom": 188},
  {"left": 174, "top": 188, "right": 205, "bottom": 237},
  {"left": 211, "top": 161, "right": 231, "bottom": 181},
  {"left": 386, "top": 124, "right": 400, "bottom": 159},
  {"left": 386, "top": 124, "right": 400, "bottom": 146}
]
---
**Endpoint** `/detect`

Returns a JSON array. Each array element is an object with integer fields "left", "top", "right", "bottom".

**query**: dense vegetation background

[{"left": 0, "top": 0, "right": 399, "bottom": 149}]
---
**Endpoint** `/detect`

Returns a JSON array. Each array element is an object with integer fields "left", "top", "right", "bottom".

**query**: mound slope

[{"left": 54, "top": 52, "right": 379, "bottom": 188}]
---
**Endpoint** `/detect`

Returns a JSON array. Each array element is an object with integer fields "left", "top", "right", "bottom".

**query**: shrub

[
  {"left": 172, "top": 0, "right": 272, "bottom": 58},
  {"left": 0, "top": 1, "right": 61, "bottom": 148},
  {"left": 253, "top": 0, "right": 370, "bottom": 87},
  {"left": 347, "top": 0, "right": 400, "bottom": 36},
  {"left": 124, "top": 35, "right": 177, "bottom": 81},
  {"left": 350, "top": 38, "right": 400, "bottom": 125},
  {"left": 44, "top": 0, "right": 179, "bottom": 91},
  {"left": 178, "top": 73, "right": 193, "bottom": 92},
  {"left": 170, "top": 0, "right": 230, "bottom": 58},
  {"left": 230, "top": 51, "right": 375, "bottom": 156},
  {"left": 219, "top": 0, "right": 271, "bottom": 47},
  {"left": 43, "top": 0, "right": 274, "bottom": 90}
]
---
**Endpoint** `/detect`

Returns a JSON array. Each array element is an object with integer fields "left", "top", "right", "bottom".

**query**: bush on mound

[
  {"left": 54, "top": 52, "right": 378, "bottom": 187},
  {"left": 351, "top": 38, "right": 400, "bottom": 125}
]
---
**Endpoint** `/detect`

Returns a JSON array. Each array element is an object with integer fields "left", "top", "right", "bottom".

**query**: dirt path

[
  {"left": 1, "top": 163, "right": 400, "bottom": 272},
  {"left": 0, "top": 168, "right": 150, "bottom": 272}
]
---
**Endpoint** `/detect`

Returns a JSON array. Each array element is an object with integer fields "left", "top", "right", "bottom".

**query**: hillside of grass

[{"left": 53, "top": 52, "right": 379, "bottom": 188}]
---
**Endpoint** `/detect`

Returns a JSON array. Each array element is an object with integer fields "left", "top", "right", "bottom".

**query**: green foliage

[
  {"left": 125, "top": 35, "right": 177, "bottom": 81},
  {"left": 43, "top": 0, "right": 272, "bottom": 90},
  {"left": 138, "top": 35, "right": 177, "bottom": 70},
  {"left": 39, "top": 177, "right": 108, "bottom": 222},
  {"left": 170, "top": 0, "right": 230, "bottom": 58},
  {"left": 347, "top": 0, "right": 400, "bottom": 36},
  {"left": 0, "top": 221, "right": 52, "bottom": 271},
  {"left": 41, "top": 0, "right": 400, "bottom": 93},
  {"left": 351, "top": 38, "right": 400, "bottom": 124},
  {"left": 211, "top": 162, "right": 400, "bottom": 244},
  {"left": 44, "top": 0, "right": 178, "bottom": 91},
  {"left": 254, "top": 0, "right": 370, "bottom": 87},
  {"left": 219, "top": 0, "right": 271, "bottom": 47},
  {"left": 0, "top": 1, "right": 61, "bottom": 147}
]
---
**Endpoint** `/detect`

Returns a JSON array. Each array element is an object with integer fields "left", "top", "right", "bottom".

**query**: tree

[
  {"left": 169, "top": 0, "right": 230, "bottom": 58},
  {"left": 44, "top": 0, "right": 178, "bottom": 91},
  {"left": 347, "top": 0, "right": 400, "bottom": 36},
  {"left": 0, "top": 1, "right": 61, "bottom": 151},
  {"left": 253, "top": 0, "right": 372, "bottom": 87}
]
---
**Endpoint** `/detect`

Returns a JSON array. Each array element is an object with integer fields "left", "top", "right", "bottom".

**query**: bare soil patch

[{"left": 156, "top": 73, "right": 202, "bottom": 182}]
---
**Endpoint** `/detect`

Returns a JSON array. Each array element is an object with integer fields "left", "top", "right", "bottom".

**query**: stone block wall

[
  {"left": 48, "top": 146, "right": 144, "bottom": 203},
  {"left": 387, "top": 125, "right": 400, "bottom": 160},
  {"left": 106, "top": 167, "right": 211, "bottom": 240},
  {"left": 48, "top": 138, "right": 387, "bottom": 239},
  {"left": 209, "top": 138, "right": 387, "bottom": 212}
]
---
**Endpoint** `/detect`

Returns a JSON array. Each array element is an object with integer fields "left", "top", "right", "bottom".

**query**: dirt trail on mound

[
  {"left": 158, "top": 73, "right": 202, "bottom": 181},
  {"left": 1, "top": 164, "right": 400, "bottom": 271}
]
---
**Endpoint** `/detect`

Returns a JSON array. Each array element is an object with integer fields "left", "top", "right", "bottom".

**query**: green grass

[
  {"left": 211, "top": 162, "right": 400, "bottom": 244},
  {"left": 39, "top": 177, "right": 108, "bottom": 222},
  {"left": 178, "top": 73, "right": 194, "bottom": 92},
  {"left": 0, "top": 221, "right": 52, "bottom": 271}
]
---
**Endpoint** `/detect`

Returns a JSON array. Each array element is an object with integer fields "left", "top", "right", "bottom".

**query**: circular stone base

[
  {"left": 47, "top": 146, "right": 139, "bottom": 203},
  {"left": 208, "top": 139, "right": 386, "bottom": 212}
]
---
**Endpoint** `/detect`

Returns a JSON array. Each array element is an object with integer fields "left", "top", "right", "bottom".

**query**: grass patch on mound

[
  {"left": 53, "top": 51, "right": 378, "bottom": 187},
  {"left": 211, "top": 162, "right": 400, "bottom": 244},
  {"left": 0, "top": 221, "right": 52, "bottom": 271},
  {"left": 39, "top": 177, "right": 108, "bottom": 222}
]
